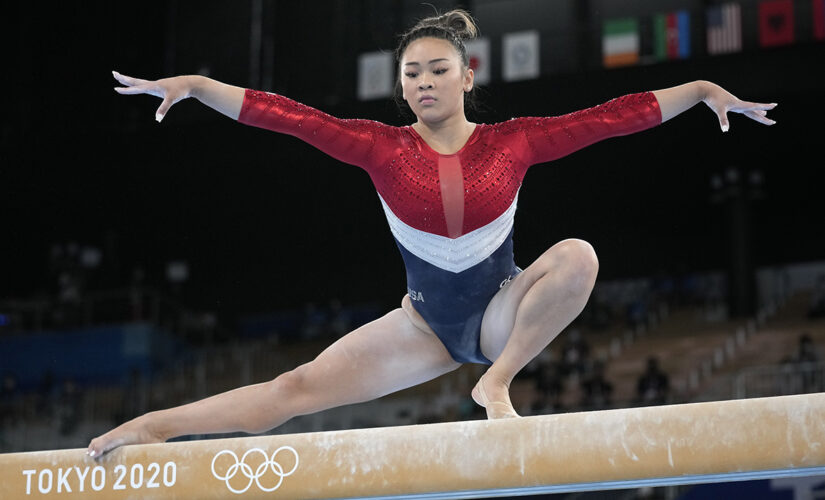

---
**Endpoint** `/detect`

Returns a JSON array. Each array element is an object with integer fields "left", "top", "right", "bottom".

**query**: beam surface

[{"left": 1, "top": 393, "right": 824, "bottom": 499}]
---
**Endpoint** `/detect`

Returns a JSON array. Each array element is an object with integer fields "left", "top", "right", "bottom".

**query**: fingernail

[
  {"left": 88, "top": 450, "right": 96, "bottom": 457},
  {"left": 155, "top": 113, "right": 164, "bottom": 123},
  {"left": 721, "top": 124, "right": 729, "bottom": 132}
]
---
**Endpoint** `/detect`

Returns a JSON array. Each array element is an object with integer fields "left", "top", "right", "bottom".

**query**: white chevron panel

[{"left": 378, "top": 193, "right": 518, "bottom": 273}]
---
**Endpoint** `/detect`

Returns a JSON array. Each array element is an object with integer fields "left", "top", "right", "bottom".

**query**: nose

[{"left": 418, "top": 77, "right": 433, "bottom": 90}]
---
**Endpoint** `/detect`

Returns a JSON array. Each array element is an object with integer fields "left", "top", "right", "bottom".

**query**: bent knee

[
  {"left": 273, "top": 365, "right": 310, "bottom": 398},
  {"left": 549, "top": 239, "right": 599, "bottom": 293},
  {"left": 242, "top": 366, "right": 311, "bottom": 433}
]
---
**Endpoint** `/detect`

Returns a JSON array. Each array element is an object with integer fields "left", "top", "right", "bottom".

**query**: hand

[
  {"left": 112, "top": 71, "right": 193, "bottom": 123},
  {"left": 86, "top": 413, "right": 166, "bottom": 458},
  {"left": 702, "top": 82, "right": 777, "bottom": 132}
]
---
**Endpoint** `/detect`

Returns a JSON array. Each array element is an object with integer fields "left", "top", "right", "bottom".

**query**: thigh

[
  {"left": 295, "top": 306, "right": 462, "bottom": 408},
  {"left": 479, "top": 238, "right": 594, "bottom": 361},
  {"left": 478, "top": 261, "right": 539, "bottom": 362}
]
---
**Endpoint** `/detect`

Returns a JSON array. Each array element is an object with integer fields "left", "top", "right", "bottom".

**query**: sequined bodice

[
  {"left": 372, "top": 125, "right": 528, "bottom": 238},
  {"left": 238, "top": 89, "right": 661, "bottom": 239}
]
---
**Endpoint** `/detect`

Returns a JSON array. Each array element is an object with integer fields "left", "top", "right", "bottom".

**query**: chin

[{"left": 415, "top": 107, "right": 452, "bottom": 124}]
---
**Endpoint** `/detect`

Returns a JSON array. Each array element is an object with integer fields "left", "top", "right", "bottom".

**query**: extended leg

[
  {"left": 88, "top": 307, "right": 460, "bottom": 456},
  {"left": 257, "top": 307, "right": 461, "bottom": 428}
]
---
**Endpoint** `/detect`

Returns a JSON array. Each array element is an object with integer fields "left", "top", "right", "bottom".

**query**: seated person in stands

[
  {"left": 809, "top": 275, "right": 825, "bottom": 319},
  {"left": 636, "top": 356, "right": 669, "bottom": 406},
  {"left": 580, "top": 360, "right": 613, "bottom": 410},
  {"left": 796, "top": 333, "right": 819, "bottom": 364}
]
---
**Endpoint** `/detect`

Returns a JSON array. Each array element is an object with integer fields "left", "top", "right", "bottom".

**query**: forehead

[{"left": 401, "top": 37, "right": 461, "bottom": 62}]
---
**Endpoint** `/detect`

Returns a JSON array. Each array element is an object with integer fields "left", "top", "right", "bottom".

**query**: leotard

[{"left": 238, "top": 90, "right": 661, "bottom": 364}]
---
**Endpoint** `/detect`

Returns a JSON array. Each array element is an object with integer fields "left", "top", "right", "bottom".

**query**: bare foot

[
  {"left": 471, "top": 373, "right": 519, "bottom": 419},
  {"left": 86, "top": 414, "right": 166, "bottom": 458}
]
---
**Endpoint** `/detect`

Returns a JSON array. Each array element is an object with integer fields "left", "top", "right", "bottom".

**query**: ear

[{"left": 464, "top": 67, "right": 475, "bottom": 92}]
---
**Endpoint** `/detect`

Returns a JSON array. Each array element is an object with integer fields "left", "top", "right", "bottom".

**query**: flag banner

[
  {"left": 502, "top": 31, "right": 540, "bottom": 81},
  {"left": 812, "top": 0, "right": 825, "bottom": 39},
  {"left": 706, "top": 3, "right": 742, "bottom": 55},
  {"left": 465, "top": 37, "right": 491, "bottom": 85},
  {"left": 759, "top": 0, "right": 795, "bottom": 47},
  {"left": 653, "top": 10, "right": 691, "bottom": 61},
  {"left": 357, "top": 51, "right": 393, "bottom": 101},
  {"left": 603, "top": 18, "right": 640, "bottom": 67}
]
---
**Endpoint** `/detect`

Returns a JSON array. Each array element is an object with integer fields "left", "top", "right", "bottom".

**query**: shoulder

[
  {"left": 244, "top": 89, "right": 404, "bottom": 133},
  {"left": 484, "top": 116, "right": 558, "bottom": 136},
  {"left": 337, "top": 118, "right": 407, "bottom": 138}
]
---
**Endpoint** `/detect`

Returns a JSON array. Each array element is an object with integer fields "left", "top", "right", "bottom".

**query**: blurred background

[{"left": 1, "top": 0, "right": 824, "bottom": 498}]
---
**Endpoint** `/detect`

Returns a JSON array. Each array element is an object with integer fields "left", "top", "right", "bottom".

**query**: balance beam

[{"left": 2, "top": 393, "right": 824, "bottom": 499}]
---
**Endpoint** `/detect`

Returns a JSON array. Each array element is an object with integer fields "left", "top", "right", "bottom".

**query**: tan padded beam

[{"left": 1, "top": 392, "right": 824, "bottom": 499}]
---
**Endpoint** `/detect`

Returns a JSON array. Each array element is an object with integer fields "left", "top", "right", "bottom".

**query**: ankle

[{"left": 482, "top": 370, "right": 512, "bottom": 389}]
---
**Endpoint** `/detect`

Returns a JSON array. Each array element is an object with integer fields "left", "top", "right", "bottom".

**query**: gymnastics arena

[{"left": 2, "top": 1, "right": 824, "bottom": 498}]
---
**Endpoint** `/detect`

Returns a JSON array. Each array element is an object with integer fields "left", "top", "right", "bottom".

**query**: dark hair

[{"left": 393, "top": 9, "right": 480, "bottom": 118}]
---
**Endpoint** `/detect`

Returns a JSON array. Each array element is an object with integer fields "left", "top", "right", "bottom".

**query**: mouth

[{"left": 419, "top": 95, "right": 436, "bottom": 104}]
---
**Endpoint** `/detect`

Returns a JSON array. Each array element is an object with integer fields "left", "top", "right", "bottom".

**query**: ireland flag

[{"left": 602, "top": 18, "right": 640, "bottom": 68}]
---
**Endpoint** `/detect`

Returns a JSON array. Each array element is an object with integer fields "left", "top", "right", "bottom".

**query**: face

[{"left": 400, "top": 37, "right": 474, "bottom": 124}]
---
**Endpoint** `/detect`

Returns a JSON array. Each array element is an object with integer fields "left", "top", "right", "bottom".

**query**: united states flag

[{"left": 706, "top": 3, "right": 742, "bottom": 54}]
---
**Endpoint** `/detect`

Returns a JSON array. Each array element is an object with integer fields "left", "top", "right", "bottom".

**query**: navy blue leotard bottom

[{"left": 396, "top": 228, "right": 521, "bottom": 365}]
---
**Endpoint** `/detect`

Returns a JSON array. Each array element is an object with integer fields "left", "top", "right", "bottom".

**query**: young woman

[{"left": 88, "top": 9, "right": 775, "bottom": 457}]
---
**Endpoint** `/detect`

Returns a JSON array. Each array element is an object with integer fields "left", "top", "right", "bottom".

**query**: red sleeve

[
  {"left": 237, "top": 89, "right": 393, "bottom": 171},
  {"left": 506, "top": 91, "right": 662, "bottom": 173}
]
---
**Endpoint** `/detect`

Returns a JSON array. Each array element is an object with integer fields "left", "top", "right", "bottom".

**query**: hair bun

[
  {"left": 395, "top": 8, "right": 479, "bottom": 68},
  {"left": 442, "top": 9, "right": 478, "bottom": 40},
  {"left": 418, "top": 9, "right": 478, "bottom": 40}
]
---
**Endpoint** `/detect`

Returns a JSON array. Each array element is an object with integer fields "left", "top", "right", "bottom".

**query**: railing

[{"left": 734, "top": 361, "right": 825, "bottom": 399}]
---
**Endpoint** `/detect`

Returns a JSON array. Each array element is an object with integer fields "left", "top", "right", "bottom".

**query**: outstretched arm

[
  {"left": 113, "top": 71, "right": 244, "bottom": 122},
  {"left": 112, "top": 71, "right": 391, "bottom": 169},
  {"left": 652, "top": 80, "right": 776, "bottom": 131}
]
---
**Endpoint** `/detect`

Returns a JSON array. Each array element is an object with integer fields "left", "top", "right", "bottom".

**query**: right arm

[{"left": 113, "top": 71, "right": 390, "bottom": 168}]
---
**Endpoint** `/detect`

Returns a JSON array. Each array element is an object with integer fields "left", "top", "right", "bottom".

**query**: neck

[{"left": 412, "top": 113, "right": 475, "bottom": 155}]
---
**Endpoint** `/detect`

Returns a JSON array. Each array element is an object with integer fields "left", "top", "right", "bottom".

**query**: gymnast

[{"left": 88, "top": 9, "right": 776, "bottom": 457}]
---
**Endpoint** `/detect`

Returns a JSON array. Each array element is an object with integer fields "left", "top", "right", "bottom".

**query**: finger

[
  {"left": 733, "top": 101, "right": 778, "bottom": 113},
  {"left": 112, "top": 71, "right": 150, "bottom": 87},
  {"left": 115, "top": 83, "right": 166, "bottom": 100},
  {"left": 744, "top": 110, "right": 776, "bottom": 125},
  {"left": 114, "top": 85, "right": 152, "bottom": 95},
  {"left": 753, "top": 102, "right": 777, "bottom": 110},
  {"left": 718, "top": 111, "right": 730, "bottom": 133},
  {"left": 155, "top": 98, "right": 175, "bottom": 122}
]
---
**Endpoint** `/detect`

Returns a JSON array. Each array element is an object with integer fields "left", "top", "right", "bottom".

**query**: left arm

[
  {"left": 510, "top": 81, "right": 775, "bottom": 171},
  {"left": 652, "top": 80, "right": 776, "bottom": 132}
]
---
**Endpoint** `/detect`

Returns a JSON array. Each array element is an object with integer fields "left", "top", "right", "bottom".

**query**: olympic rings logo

[{"left": 211, "top": 446, "right": 299, "bottom": 494}]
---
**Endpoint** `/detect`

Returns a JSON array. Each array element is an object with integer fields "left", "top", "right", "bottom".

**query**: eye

[
  {"left": 404, "top": 71, "right": 418, "bottom": 78},
  {"left": 434, "top": 68, "right": 448, "bottom": 75}
]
